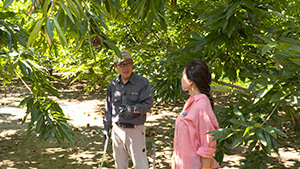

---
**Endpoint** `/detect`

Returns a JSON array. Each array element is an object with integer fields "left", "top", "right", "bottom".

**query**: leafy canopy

[{"left": 1, "top": 0, "right": 300, "bottom": 167}]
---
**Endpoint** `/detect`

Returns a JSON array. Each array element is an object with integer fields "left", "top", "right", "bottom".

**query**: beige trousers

[{"left": 112, "top": 124, "right": 148, "bottom": 169}]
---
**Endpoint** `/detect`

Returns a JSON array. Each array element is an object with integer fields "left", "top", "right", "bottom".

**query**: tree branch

[
  {"left": 14, "top": 69, "right": 33, "bottom": 94},
  {"left": 212, "top": 79, "right": 248, "bottom": 92},
  {"left": 126, "top": 25, "right": 141, "bottom": 46},
  {"left": 154, "top": 32, "right": 168, "bottom": 50}
]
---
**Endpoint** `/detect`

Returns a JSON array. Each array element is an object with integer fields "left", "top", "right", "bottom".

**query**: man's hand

[
  {"left": 104, "top": 126, "right": 111, "bottom": 139},
  {"left": 119, "top": 104, "right": 136, "bottom": 118}
]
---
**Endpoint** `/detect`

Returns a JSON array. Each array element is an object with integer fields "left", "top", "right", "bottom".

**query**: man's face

[{"left": 115, "top": 60, "right": 133, "bottom": 80}]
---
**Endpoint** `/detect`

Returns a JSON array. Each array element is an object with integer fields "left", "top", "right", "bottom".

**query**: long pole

[
  {"left": 4, "top": 85, "right": 7, "bottom": 97},
  {"left": 152, "top": 142, "right": 155, "bottom": 169},
  {"left": 100, "top": 138, "right": 109, "bottom": 169}
]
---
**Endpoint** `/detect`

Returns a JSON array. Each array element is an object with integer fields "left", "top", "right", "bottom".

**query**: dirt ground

[{"left": 0, "top": 78, "right": 300, "bottom": 169}]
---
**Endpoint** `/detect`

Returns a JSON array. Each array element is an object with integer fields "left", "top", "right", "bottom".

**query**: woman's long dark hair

[{"left": 184, "top": 60, "right": 214, "bottom": 109}]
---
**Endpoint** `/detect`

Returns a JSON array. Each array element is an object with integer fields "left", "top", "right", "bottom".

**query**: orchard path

[{"left": 0, "top": 78, "right": 299, "bottom": 168}]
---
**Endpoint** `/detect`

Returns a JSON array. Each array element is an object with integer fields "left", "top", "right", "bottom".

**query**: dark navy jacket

[{"left": 104, "top": 73, "right": 153, "bottom": 129}]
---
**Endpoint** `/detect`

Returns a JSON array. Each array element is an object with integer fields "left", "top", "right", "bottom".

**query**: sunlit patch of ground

[{"left": 271, "top": 148, "right": 300, "bottom": 168}]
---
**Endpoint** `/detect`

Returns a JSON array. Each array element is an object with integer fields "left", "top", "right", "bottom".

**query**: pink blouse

[{"left": 172, "top": 94, "right": 220, "bottom": 169}]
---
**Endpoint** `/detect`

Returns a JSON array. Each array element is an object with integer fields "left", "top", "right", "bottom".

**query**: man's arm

[
  {"left": 135, "top": 79, "right": 153, "bottom": 115},
  {"left": 103, "top": 85, "right": 112, "bottom": 132}
]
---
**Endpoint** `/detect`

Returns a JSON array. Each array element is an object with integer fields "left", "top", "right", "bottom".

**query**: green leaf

[
  {"left": 66, "top": 0, "right": 80, "bottom": 19},
  {"left": 45, "top": 100, "right": 54, "bottom": 111},
  {"left": 263, "top": 127, "right": 277, "bottom": 138},
  {"left": 103, "top": 39, "right": 121, "bottom": 58},
  {"left": 243, "top": 126, "right": 252, "bottom": 137},
  {"left": 75, "top": 37, "right": 85, "bottom": 52},
  {"left": 232, "top": 132, "right": 243, "bottom": 149},
  {"left": 88, "top": 34, "right": 96, "bottom": 62},
  {"left": 270, "top": 92, "right": 285, "bottom": 102},
  {"left": 207, "top": 129, "right": 224, "bottom": 142},
  {"left": 214, "top": 149, "right": 224, "bottom": 166},
  {"left": 26, "top": 59, "right": 45, "bottom": 71},
  {"left": 157, "top": 12, "right": 167, "bottom": 30},
  {"left": 53, "top": 17, "right": 67, "bottom": 47},
  {"left": 226, "top": 0, "right": 241, "bottom": 19},
  {"left": 31, "top": 103, "right": 39, "bottom": 122},
  {"left": 27, "top": 18, "right": 44, "bottom": 48},
  {"left": 204, "top": 11, "right": 225, "bottom": 27},
  {"left": 226, "top": 16, "right": 238, "bottom": 37},
  {"left": 45, "top": 18, "right": 54, "bottom": 47},
  {"left": 54, "top": 129, "right": 63, "bottom": 144},
  {"left": 37, "top": 114, "right": 44, "bottom": 133},
  {"left": 3, "top": 0, "right": 14, "bottom": 10},
  {"left": 263, "top": 130, "right": 272, "bottom": 154},
  {"left": 110, "top": 0, "right": 120, "bottom": 11},
  {"left": 254, "top": 84, "right": 274, "bottom": 104},
  {"left": 249, "top": 140, "right": 257, "bottom": 151},
  {"left": 45, "top": 113, "right": 53, "bottom": 126},
  {"left": 208, "top": 128, "right": 234, "bottom": 142},
  {"left": 271, "top": 136, "right": 279, "bottom": 153},
  {"left": 60, "top": 121, "right": 73, "bottom": 132},
  {"left": 242, "top": 0, "right": 254, "bottom": 10},
  {"left": 43, "top": 0, "right": 50, "bottom": 15},
  {"left": 23, "top": 98, "right": 34, "bottom": 124},
  {"left": 289, "top": 58, "right": 300, "bottom": 65},
  {"left": 222, "top": 19, "right": 229, "bottom": 31},
  {"left": 19, "top": 95, "right": 33, "bottom": 107},
  {"left": 26, "top": 123, "right": 34, "bottom": 136},
  {"left": 273, "top": 127, "right": 288, "bottom": 138},
  {"left": 74, "top": 0, "right": 86, "bottom": 19},
  {"left": 262, "top": 43, "right": 277, "bottom": 56},
  {"left": 18, "top": 60, "right": 33, "bottom": 77},
  {"left": 279, "top": 42, "right": 290, "bottom": 49},
  {"left": 0, "top": 23, "right": 13, "bottom": 51},
  {"left": 43, "top": 126, "right": 51, "bottom": 140},
  {"left": 229, "top": 119, "right": 245, "bottom": 126},
  {"left": 52, "top": 102, "right": 63, "bottom": 114},
  {"left": 91, "top": 1, "right": 111, "bottom": 18},
  {"left": 96, "top": 18, "right": 109, "bottom": 30},
  {"left": 136, "top": 0, "right": 147, "bottom": 19},
  {"left": 44, "top": 84, "right": 60, "bottom": 98},
  {"left": 233, "top": 108, "right": 245, "bottom": 121},
  {"left": 0, "top": 11, "right": 16, "bottom": 18},
  {"left": 22, "top": 113, "right": 29, "bottom": 125},
  {"left": 270, "top": 9, "right": 286, "bottom": 20},
  {"left": 256, "top": 130, "right": 267, "bottom": 147},
  {"left": 150, "top": 0, "right": 160, "bottom": 23},
  {"left": 58, "top": 124, "right": 74, "bottom": 145},
  {"left": 59, "top": 2, "right": 75, "bottom": 23},
  {"left": 48, "top": 127, "right": 56, "bottom": 141}
]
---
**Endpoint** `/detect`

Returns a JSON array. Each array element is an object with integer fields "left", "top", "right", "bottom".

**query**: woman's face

[{"left": 181, "top": 69, "right": 192, "bottom": 91}]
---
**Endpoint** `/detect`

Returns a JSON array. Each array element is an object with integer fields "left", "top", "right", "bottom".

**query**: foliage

[
  {"left": 1, "top": 0, "right": 300, "bottom": 167},
  {"left": 1, "top": 0, "right": 170, "bottom": 145},
  {"left": 179, "top": 0, "right": 300, "bottom": 167},
  {"left": 1, "top": 51, "right": 74, "bottom": 145}
]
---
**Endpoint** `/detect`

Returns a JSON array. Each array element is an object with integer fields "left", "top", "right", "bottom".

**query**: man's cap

[{"left": 114, "top": 50, "right": 133, "bottom": 65}]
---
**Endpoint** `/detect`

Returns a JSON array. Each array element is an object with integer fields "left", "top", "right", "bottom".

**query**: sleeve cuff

[{"left": 196, "top": 147, "right": 216, "bottom": 158}]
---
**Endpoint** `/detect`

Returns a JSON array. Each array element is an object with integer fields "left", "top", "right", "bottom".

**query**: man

[{"left": 103, "top": 50, "right": 154, "bottom": 169}]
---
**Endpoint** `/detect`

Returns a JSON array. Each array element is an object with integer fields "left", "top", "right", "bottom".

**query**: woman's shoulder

[
  {"left": 194, "top": 94, "right": 211, "bottom": 105},
  {"left": 193, "top": 95, "right": 213, "bottom": 113}
]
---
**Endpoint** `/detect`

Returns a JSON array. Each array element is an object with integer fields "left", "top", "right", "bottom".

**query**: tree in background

[{"left": 1, "top": 0, "right": 299, "bottom": 168}]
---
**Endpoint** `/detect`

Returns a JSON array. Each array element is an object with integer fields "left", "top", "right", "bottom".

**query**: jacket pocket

[{"left": 127, "top": 94, "right": 139, "bottom": 104}]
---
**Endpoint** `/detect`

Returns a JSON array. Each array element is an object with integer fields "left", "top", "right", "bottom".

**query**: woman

[{"left": 172, "top": 60, "right": 220, "bottom": 169}]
